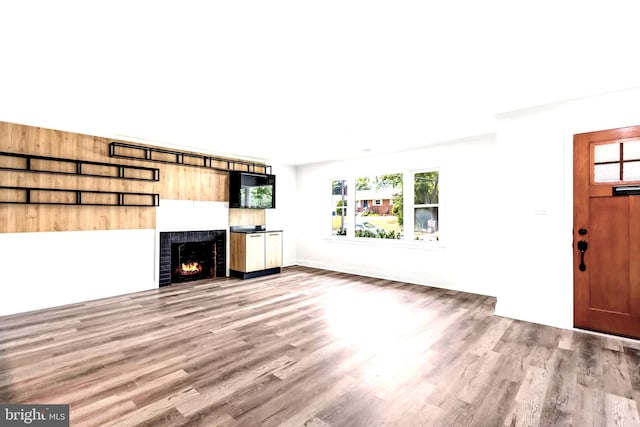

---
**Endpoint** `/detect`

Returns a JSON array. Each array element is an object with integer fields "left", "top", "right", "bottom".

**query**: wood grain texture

[
  {"left": 574, "top": 125, "right": 640, "bottom": 339},
  {"left": 0, "top": 120, "right": 260, "bottom": 232},
  {"left": 1, "top": 266, "right": 639, "bottom": 426},
  {"left": 229, "top": 232, "right": 248, "bottom": 272},
  {"left": 265, "top": 232, "right": 283, "bottom": 269},
  {"left": 229, "top": 208, "right": 266, "bottom": 227}
]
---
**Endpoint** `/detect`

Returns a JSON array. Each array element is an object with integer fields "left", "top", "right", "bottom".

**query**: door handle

[{"left": 577, "top": 240, "right": 588, "bottom": 271}]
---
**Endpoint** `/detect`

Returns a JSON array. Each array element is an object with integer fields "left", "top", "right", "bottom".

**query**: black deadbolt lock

[
  {"left": 578, "top": 228, "right": 587, "bottom": 235},
  {"left": 577, "top": 240, "right": 588, "bottom": 271}
]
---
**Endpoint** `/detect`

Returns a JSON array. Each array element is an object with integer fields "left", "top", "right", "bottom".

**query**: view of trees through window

[
  {"left": 331, "top": 170, "right": 439, "bottom": 241},
  {"left": 355, "top": 174, "right": 403, "bottom": 239},
  {"left": 331, "top": 179, "right": 347, "bottom": 236},
  {"left": 414, "top": 171, "right": 439, "bottom": 241},
  {"left": 239, "top": 186, "right": 273, "bottom": 209}
]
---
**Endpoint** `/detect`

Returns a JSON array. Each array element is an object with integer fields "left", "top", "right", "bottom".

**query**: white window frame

[
  {"left": 331, "top": 178, "right": 349, "bottom": 237},
  {"left": 327, "top": 168, "right": 443, "bottom": 247},
  {"left": 411, "top": 168, "right": 440, "bottom": 243}
]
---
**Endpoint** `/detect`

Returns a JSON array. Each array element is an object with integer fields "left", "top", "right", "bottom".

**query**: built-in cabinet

[{"left": 230, "top": 231, "right": 282, "bottom": 279}]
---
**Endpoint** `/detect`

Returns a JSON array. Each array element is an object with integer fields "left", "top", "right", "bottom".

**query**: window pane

[
  {"left": 623, "top": 161, "right": 640, "bottom": 181},
  {"left": 623, "top": 140, "right": 640, "bottom": 161},
  {"left": 594, "top": 142, "right": 620, "bottom": 163},
  {"left": 414, "top": 171, "right": 439, "bottom": 204},
  {"left": 414, "top": 207, "right": 438, "bottom": 241},
  {"left": 594, "top": 164, "right": 619, "bottom": 182},
  {"left": 414, "top": 171, "right": 439, "bottom": 242},
  {"left": 355, "top": 174, "right": 403, "bottom": 239},
  {"left": 332, "top": 179, "right": 347, "bottom": 236}
]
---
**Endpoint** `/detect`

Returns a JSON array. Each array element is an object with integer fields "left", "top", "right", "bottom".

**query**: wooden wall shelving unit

[
  {"left": 0, "top": 151, "right": 160, "bottom": 181},
  {"left": 0, "top": 121, "right": 267, "bottom": 233},
  {"left": 109, "top": 142, "right": 271, "bottom": 174},
  {"left": 0, "top": 186, "right": 159, "bottom": 207}
]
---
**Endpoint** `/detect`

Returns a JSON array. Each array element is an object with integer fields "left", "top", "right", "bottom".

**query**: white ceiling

[{"left": 1, "top": 1, "right": 639, "bottom": 165}]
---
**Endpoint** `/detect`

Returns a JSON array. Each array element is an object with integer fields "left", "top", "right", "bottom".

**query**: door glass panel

[
  {"left": 623, "top": 140, "right": 640, "bottom": 161},
  {"left": 594, "top": 142, "right": 620, "bottom": 163},
  {"left": 623, "top": 161, "right": 640, "bottom": 181},
  {"left": 594, "top": 164, "right": 619, "bottom": 182}
]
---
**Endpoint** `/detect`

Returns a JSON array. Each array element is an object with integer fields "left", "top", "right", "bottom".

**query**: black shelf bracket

[
  {"left": 0, "top": 186, "right": 159, "bottom": 207},
  {"left": 0, "top": 151, "right": 159, "bottom": 181},
  {"left": 109, "top": 141, "right": 272, "bottom": 174}
]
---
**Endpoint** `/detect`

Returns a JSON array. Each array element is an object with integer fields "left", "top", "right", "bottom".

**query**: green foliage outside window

[{"left": 374, "top": 174, "right": 403, "bottom": 226}]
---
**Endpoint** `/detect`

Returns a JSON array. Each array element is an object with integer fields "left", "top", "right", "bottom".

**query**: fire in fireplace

[{"left": 178, "top": 261, "right": 202, "bottom": 275}]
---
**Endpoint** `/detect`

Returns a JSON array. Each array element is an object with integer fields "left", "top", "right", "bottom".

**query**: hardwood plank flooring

[{"left": 1, "top": 266, "right": 640, "bottom": 426}]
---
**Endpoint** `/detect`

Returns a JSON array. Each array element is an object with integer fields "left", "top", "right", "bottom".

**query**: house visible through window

[
  {"left": 331, "top": 170, "right": 440, "bottom": 242},
  {"left": 355, "top": 174, "right": 403, "bottom": 239}
]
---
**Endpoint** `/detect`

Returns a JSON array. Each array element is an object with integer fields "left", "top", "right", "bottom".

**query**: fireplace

[{"left": 159, "top": 230, "right": 226, "bottom": 287}]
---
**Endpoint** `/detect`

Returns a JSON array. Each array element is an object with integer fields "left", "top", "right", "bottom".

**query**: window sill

[{"left": 324, "top": 236, "right": 446, "bottom": 250}]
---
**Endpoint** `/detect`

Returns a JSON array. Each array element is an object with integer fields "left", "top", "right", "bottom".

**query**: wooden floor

[{"left": 1, "top": 266, "right": 640, "bottom": 426}]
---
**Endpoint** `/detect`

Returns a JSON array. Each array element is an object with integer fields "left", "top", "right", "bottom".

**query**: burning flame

[{"left": 179, "top": 262, "right": 202, "bottom": 275}]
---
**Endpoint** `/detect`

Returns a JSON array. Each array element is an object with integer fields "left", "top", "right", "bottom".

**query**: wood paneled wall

[
  {"left": 0, "top": 121, "right": 263, "bottom": 233},
  {"left": 229, "top": 208, "right": 266, "bottom": 227}
]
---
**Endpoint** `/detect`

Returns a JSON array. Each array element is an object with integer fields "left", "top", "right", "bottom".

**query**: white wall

[
  {"left": 295, "top": 135, "right": 499, "bottom": 297},
  {"left": 0, "top": 199, "right": 230, "bottom": 316},
  {"left": 494, "top": 87, "right": 640, "bottom": 329},
  {"left": 0, "top": 229, "right": 156, "bottom": 316},
  {"left": 266, "top": 163, "right": 298, "bottom": 267}
]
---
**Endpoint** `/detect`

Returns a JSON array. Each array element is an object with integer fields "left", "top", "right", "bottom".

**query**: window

[
  {"left": 355, "top": 174, "right": 403, "bottom": 239},
  {"left": 594, "top": 139, "right": 640, "bottom": 183},
  {"left": 332, "top": 179, "right": 347, "bottom": 236},
  {"left": 330, "top": 170, "right": 441, "bottom": 242},
  {"left": 414, "top": 171, "right": 439, "bottom": 241}
]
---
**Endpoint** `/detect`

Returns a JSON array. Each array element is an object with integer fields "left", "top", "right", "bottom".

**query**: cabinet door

[
  {"left": 265, "top": 232, "right": 282, "bottom": 269},
  {"left": 245, "top": 233, "right": 266, "bottom": 272},
  {"left": 230, "top": 232, "right": 246, "bottom": 272}
]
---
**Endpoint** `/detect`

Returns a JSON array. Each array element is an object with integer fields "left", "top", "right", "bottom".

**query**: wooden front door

[{"left": 574, "top": 125, "right": 640, "bottom": 338}]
